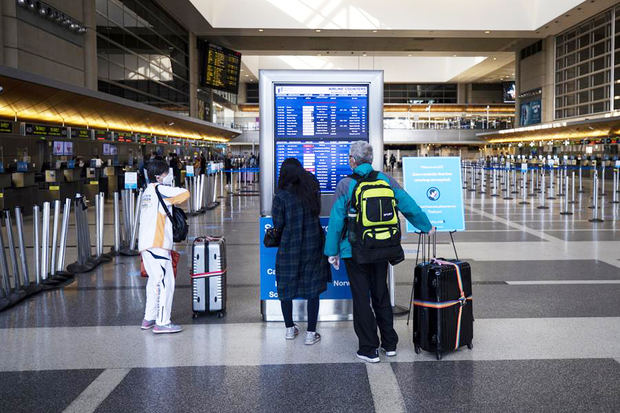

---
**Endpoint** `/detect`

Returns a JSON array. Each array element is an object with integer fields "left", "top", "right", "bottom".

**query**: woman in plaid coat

[{"left": 272, "top": 158, "right": 330, "bottom": 345}]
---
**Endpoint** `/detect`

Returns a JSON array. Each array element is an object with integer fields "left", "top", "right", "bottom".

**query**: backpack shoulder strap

[
  {"left": 154, "top": 185, "right": 173, "bottom": 221},
  {"left": 348, "top": 173, "right": 363, "bottom": 182}
]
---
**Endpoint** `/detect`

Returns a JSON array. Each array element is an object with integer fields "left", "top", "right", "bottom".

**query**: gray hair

[{"left": 349, "top": 141, "right": 373, "bottom": 165}]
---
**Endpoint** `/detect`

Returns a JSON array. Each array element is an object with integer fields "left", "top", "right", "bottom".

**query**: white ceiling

[{"left": 191, "top": 0, "right": 584, "bottom": 31}]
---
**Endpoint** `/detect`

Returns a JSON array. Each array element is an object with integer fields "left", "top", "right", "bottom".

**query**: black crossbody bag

[{"left": 155, "top": 185, "right": 188, "bottom": 242}]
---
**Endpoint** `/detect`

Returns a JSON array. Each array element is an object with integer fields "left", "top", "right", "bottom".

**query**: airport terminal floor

[{"left": 1, "top": 172, "right": 619, "bottom": 413}]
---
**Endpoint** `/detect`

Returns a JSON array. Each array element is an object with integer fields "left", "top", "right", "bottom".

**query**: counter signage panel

[
  {"left": 95, "top": 130, "right": 111, "bottom": 141},
  {"left": 201, "top": 43, "right": 241, "bottom": 94},
  {"left": 25, "top": 124, "right": 66, "bottom": 137},
  {"left": 71, "top": 128, "right": 91, "bottom": 139},
  {"left": 274, "top": 84, "right": 368, "bottom": 141},
  {"left": 0, "top": 121, "right": 12, "bottom": 133}
]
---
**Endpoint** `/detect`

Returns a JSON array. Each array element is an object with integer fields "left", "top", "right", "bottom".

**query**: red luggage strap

[
  {"left": 191, "top": 269, "right": 226, "bottom": 279},
  {"left": 191, "top": 236, "right": 226, "bottom": 279},
  {"left": 413, "top": 259, "right": 472, "bottom": 350}
]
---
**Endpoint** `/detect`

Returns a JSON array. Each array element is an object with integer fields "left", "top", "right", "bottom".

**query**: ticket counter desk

[
  {"left": 39, "top": 169, "right": 82, "bottom": 203},
  {"left": 103, "top": 166, "right": 123, "bottom": 194},
  {"left": 0, "top": 170, "right": 38, "bottom": 213},
  {"left": 82, "top": 167, "right": 106, "bottom": 202}
]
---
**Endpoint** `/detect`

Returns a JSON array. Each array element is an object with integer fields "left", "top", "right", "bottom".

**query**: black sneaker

[
  {"left": 381, "top": 347, "right": 397, "bottom": 357},
  {"left": 356, "top": 349, "right": 380, "bottom": 363}
]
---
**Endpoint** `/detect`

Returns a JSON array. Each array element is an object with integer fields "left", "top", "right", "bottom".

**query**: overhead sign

[
  {"left": 402, "top": 156, "right": 465, "bottom": 232},
  {"left": 71, "top": 128, "right": 91, "bottom": 139},
  {"left": 0, "top": 121, "right": 12, "bottom": 133},
  {"left": 259, "top": 217, "right": 351, "bottom": 300},
  {"left": 200, "top": 42, "right": 241, "bottom": 94},
  {"left": 25, "top": 123, "right": 66, "bottom": 137}
]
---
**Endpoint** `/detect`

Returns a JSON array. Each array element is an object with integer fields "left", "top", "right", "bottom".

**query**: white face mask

[{"left": 161, "top": 174, "right": 174, "bottom": 186}]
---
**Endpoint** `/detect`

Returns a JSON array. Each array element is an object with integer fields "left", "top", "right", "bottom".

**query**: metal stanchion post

[
  {"left": 41, "top": 202, "right": 50, "bottom": 281},
  {"left": 113, "top": 192, "right": 120, "bottom": 253},
  {"left": 560, "top": 175, "right": 573, "bottom": 215},
  {"left": 600, "top": 166, "right": 606, "bottom": 196},
  {"left": 94, "top": 194, "right": 101, "bottom": 257},
  {"left": 578, "top": 167, "right": 584, "bottom": 193},
  {"left": 529, "top": 169, "right": 535, "bottom": 196},
  {"left": 50, "top": 200, "right": 61, "bottom": 276},
  {"left": 471, "top": 167, "right": 477, "bottom": 192},
  {"left": 569, "top": 171, "right": 576, "bottom": 204},
  {"left": 511, "top": 168, "right": 518, "bottom": 194},
  {"left": 519, "top": 171, "right": 529, "bottom": 205},
  {"left": 99, "top": 193, "right": 105, "bottom": 256},
  {"left": 130, "top": 189, "right": 143, "bottom": 251},
  {"left": 0, "top": 216, "right": 12, "bottom": 298},
  {"left": 33, "top": 205, "right": 40, "bottom": 285},
  {"left": 491, "top": 168, "right": 498, "bottom": 197},
  {"left": 503, "top": 168, "right": 513, "bottom": 200},
  {"left": 589, "top": 171, "right": 603, "bottom": 222},
  {"left": 4, "top": 210, "right": 22, "bottom": 291},
  {"left": 548, "top": 168, "right": 556, "bottom": 199},
  {"left": 537, "top": 172, "right": 548, "bottom": 210},
  {"left": 14, "top": 207, "right": 30, "bottom": 288},
  {"left": 57, "top": 198, "right": 71, "bottom": 274},
  {"left": 611, "top": 169, "right": 619, "bottom": 204},
  {"left": 219, "top": 169, "right": 224, "bottom": 198},
  {"left": 480, "top": 168, "right": 486, "bottom": 194},
  {"left": 557, "top": 167, "right": 563, "bottom": 197}
]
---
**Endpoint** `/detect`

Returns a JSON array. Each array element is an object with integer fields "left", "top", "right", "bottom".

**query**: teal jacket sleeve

[
  {"left": 324, "top": 178, "right": 350, "bottom": 256},
  {"left": 382, "top": 173, "right": 432, "bottom": 233}
]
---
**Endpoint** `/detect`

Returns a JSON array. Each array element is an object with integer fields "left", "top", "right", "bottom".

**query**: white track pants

[{"left": 142, "top": 248, "right": 175, "bottom": 326}]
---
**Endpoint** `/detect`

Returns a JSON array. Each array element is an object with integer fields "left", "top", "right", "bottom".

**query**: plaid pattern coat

[{"left": 272, "top": 187, "right": 330, "bottom": 300}]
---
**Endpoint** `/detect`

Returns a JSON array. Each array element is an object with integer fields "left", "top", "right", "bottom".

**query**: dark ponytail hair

[{"left": 277, "top": 158, "right": 321, "bottom": 216}]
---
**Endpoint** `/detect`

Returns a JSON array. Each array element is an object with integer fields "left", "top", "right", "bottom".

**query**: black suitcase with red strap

[{"left": 412, "top": 234, "right": 473, "bottom": 360}]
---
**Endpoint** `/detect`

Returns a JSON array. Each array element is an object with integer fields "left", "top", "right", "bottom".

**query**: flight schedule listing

[
  {"left": 274, "top": 85, "right": 368, "bottom": 141},
  {"left": 275, "top": 141, "right": 352, "bottom": 193}
]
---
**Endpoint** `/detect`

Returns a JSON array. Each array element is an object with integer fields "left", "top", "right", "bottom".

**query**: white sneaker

[
  {"left": 304, "top": 331, "right": 321, "bottom": 345},
  {"left": 285, "top": 324, "right": 299, "bottom": 340},
  {"left": 381, "top": 347, "right": 397, "bottom": 357}
]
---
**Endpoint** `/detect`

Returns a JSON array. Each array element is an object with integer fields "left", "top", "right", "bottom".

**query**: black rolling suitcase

[
  {"left": 412, "top": 233, "right": 473, "bottom": 360},
  {"left": 191, "top": 236, "right": 226, "bottom": 318}
]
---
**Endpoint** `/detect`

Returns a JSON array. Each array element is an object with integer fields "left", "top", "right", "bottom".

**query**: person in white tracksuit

[{"left": 139, "top": 159, "right": 190, "bottom": 334}]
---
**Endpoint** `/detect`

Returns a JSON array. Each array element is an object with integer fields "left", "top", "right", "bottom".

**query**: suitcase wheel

[
  {"left": 192, "top": 312, "right": 199, "bottom": 319},
  {"left": 467, "top": 342, "right": 473, "bottom": 350},
  {"left": 217, "top": 311, "right": 225, "bottom": 318},
  {"left": 414, "top": 345, "right": 421, "bottom": 354},
  {"left": 436, "top": 351, "right": 442, "bottom": 360}
]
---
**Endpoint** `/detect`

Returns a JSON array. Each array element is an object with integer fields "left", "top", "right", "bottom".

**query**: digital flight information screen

[{"left": 274, "top": 84, "right": 369, "bottom": 193}]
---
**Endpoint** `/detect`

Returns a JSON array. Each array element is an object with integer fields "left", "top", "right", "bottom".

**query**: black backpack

[{"left": 155, "top": 185, "right": 188, "bottom": 242}]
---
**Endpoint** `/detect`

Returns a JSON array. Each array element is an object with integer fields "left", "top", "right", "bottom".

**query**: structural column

[
  {"left": 1, "top": 0, "right": 18, "bottom": 67},
  {"left": 189, "top": 31, "right": 199, "bottom": 118},
  {"left": 83, "top": 0, "right": 98, "bottom": 90}
]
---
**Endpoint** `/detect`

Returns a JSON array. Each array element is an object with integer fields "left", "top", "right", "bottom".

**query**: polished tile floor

[{"left": 0, "top": 170, "right": 619, "bottom": 413}]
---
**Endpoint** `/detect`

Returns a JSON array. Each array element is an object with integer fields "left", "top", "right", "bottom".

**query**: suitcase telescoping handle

[{"left": 420, "top": 230, "right": 436, "bottom": 263}]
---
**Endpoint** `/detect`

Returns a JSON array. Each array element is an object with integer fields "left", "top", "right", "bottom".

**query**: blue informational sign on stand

[
  {"left": 259, "top": 217, "right": 351, "bottom": 300},
  {"left": 402, "top": 157, "right": 465, "bottom": 232}
]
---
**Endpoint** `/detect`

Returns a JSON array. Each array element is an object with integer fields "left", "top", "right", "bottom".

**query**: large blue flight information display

[{"left": 274, "top": 84, "right": 369, "bottom": 193}]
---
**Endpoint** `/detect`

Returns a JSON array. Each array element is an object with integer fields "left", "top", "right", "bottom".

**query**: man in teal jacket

[{"left": 324, "top": 141, "right": 434, "bottom": 363}]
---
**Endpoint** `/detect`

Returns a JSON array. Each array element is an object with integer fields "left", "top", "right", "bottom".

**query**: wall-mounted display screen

[
  {"left": 52, "top": 141, "right": 73, "bottom": 156},
  {"left": 275, "top": 141, "right": 353, "bottom": 193},
  {"left": 274, "top": 84, "right": 369, "bottom": 193},
  {"left": 503, "top": 81, "right": 516, "bottom": 103},
  {"left": 274, "top": 84, "right": 368, "bottom": 141},
  {"left": 520, "top": 99, "right": 541, "bottom": 126},
  {"left": 200, "top": 42, "right": 241, "bottom": 94}
]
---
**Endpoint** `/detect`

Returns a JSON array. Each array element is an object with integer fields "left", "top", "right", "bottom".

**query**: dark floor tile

[
  {"left": 0, "top": 369, "right": 103, "bottom": 413},
  {"left": 96, "top": 364, "right": 373, "bottom": 413},
  {"left": 392, "top": 359, "right": 620, "bottom": 412}
]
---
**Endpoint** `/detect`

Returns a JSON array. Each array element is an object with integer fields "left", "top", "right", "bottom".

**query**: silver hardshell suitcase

[{"left": 191, "top": 236, "right": 226, "bottom": 318}]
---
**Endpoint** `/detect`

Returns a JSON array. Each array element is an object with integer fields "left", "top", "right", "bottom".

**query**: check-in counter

[
  {"left": 39, "top": 169, "right": 81, "bottom": 203},
  {"left": 0, "top": 174, "right": 12, "bottom": 190},
  {"left": 103, "top": 166, "right": 121, "bottom": 194},
  {"left": 63, "top": 168, "right": 83, "bottom": 182},
  {"left": 12, "top": 172, "right": 35, "bottom": 188}
]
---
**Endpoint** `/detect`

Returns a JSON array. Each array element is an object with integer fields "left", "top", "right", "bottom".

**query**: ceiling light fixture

[
  {"left": 315, "top": 29, "right": 321, "bottom": 32},
  {"left": 258, "top": 29, "right": 264, "bottom": 32},
  {"left": 484, "top": 30, "right": 491, "bottom": 34},
  {"left": 372, "top": 30, "right": 377, "bottom": 33}
]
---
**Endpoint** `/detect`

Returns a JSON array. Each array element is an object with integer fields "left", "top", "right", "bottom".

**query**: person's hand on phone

[{"left": 328, "top": 255, "right": 340, "bottom": 270}]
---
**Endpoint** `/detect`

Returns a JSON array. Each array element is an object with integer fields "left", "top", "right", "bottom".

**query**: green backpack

[{"left": 346, "top": 171, "right": 405, "bottom": 265}]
